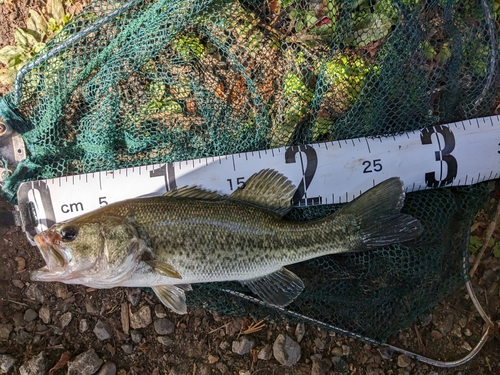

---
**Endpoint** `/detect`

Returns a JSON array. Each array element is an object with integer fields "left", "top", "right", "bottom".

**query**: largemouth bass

[{"left": 31, "top": 169, "right": 422, "bottom": 314}]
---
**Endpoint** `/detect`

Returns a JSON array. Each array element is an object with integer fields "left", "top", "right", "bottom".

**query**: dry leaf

[{"left": 49, "top": 351, "right": 72, "bottom": 375}]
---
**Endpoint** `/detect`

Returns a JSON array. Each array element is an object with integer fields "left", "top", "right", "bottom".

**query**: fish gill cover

[{"left": 0, "top": 0, "right": 498, "bottom": 342}]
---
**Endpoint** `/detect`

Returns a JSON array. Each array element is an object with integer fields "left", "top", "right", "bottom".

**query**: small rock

[
  {"left": 157, "top": 336, "right": 173, "bottom": 346},
  {"left": 79, "top": 319, "right": 89, "bottom": 333},
  {"left": 238, "top": 371, "right": 250, "bottom": 375},
  {"left": 0, "top": 324, "right": 13, "bottom": 341},
  {"left": 464, "top": 328, "right": 472, "bottom": 337},
  {"left": 332, "top": 356, "right": 349, "bottom": 373},
  {"left": 54, "top": 283, "right": 70, "bottom": 299},
  {"left": 232, "top": 335, "right": 255, "bottom": 355},
  {"left": 331, "top": 346, "right": 343, "bottom": 356},
  {"left": 38, "top": 306, "right": 50, "bottom": 324},
  {"left": 154, "top": 304, "right": 167, "bottom": 318},
  {"left": 311, "top": 354, "right": 331, "bottom": 375},
  {"left": 85, "top": 299, "right": 100, "bottom": 315},
  {"left": 219, "top": 341, "right": 230, "bottom": 350},
  {"left": 12, "top": 279, "right": 25, "bottom": 288},
  {"left": 130, "top": 306, "right": 152, "bottom": 329},
  {"left": 154, "top": 318, "right": 175, "bottom": 335},
  {"left": 314, "top": 337, "right": 325, "bottom": 351},
  {"left": 126, "top": 288, "right": 142, "bottom": 306},
  {"left": 257, "top": 345, "right": 272, "bottom": 360},
  {"left": 458, "top": 317, "right": 468, "bottom": 328},
  {"left": 462, "top": 341, "right": 472, "bottom": 351},
  {"left": 207, "top": 354, "right": 219, "bottom": 364},
  {"left": 23, "top": 309, "right": 38, "bottom": 323},
  {"left": 94, "top": 320, "right": 113, "bottom": 341},
  {"left": 15, "top": 330, "right": 31, "bottom": 344},
  {"left": 215, "top": 362, "right": 228, "bottom": 374},
  {"left": 0, "top": 354, "right": 16, "bottom": 373},
  {"left": 397, "top": 354, "right": 411, "bottom": 368},
  {"left": 19, "top": 351, "right": 48, "bottom": 375},
  {"left": 25, "top": 284, "right": 44, "bottom": 303},
  {"left": 67, "top": 349, "right": 103, "bottom": 375},
  {"left": 295, "top": 322, "right": 305, "bottom": 343},
  {"left": 431, "top": 330, "right": 443, "bottom": 339},
  {"left": 97, "top": 362, "right": 117, "bottom": 375},
  {"left": 377, "top": 347, "right": 393, "bottom": 360},
  {"left": 437, "top": 314, "right": 454, "bottom": 335},
  {"left": 121, "top": 344, "right": 134, "bottom": 354},
  {"left": 418, "top": 312, "right": 433, "bottom": 327},
  {"left": 60, "top": 312, "right": 72, "bottom": 328},
  {"left": 273, "top": 334, "right": 301, "bottom": 366},
  {"left": 342, "top": 344, "right": 350, "bottom": 356},
  {"left": 130, "top": 330, "right": 143, "bottom": 344}
]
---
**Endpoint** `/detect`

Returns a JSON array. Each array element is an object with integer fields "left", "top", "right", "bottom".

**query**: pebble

[
  {"left": 126, "top": 288, "right": 142, "bottom": 306},
  {"left": 97, "top": 362, "right": 117, "bottom": 375},
  {"left": 257, "top": 345, "right": 272, "bottom": 360},
  {"left": 23, "top": 309, "right": 38, "bottom": 323},
  {"left": 157, "top": 336, "right": 173, "bottom": 346},
  {"left": 67, "top": 349, "right": 103, "bottom": 375},
  {"left": 121, "top": 344, "right": 134, "bottom": 354},
  {"left": 232, "top": 335, "right": 255, "bottom": 355},
  {"left": 0, "top": 324, "right": 12, "bottom": 341},
  {"left": 295, "top": 322, "right": 305, "bottom": 343},
  {"left": 272, "top": 334, "right": 301, "bottom": 366},
  {"left": 219, "top": 341, "right": 230, "bottom": 350},
  {"left": 332, "top": 356, "right": 349, "bottom": 373},
  {"left": 85, "top": 299, "right": 100, "bottom": 315},
  {"left": 314, "top": 337, "right": 325, "bottom": 351},
  {"left": 38, "top": 305, "right": 50, "bottom": 324},
  {"left": 154, "top": 304, "right": 167, "bottom": 318},
  {"left": 79, "top": 319, "right": 89, "bottom": 333},
  {"left": 12, "top": 279, "right": 25, "bottom": 288},
  {"left": 437, "top": 314, "right": 454, "bottom": 335},
  {"left": 25, "top": 284, "right": 44, "bottom": 303},
  {"left": 464, "top": 328, "right": 472, "bottom": 337},
  {"left": 154, "top": 318, "right": 175, "bottom": 335},
  {"left": 461, "top": 341, "right": 472, "bottom": 351},
  {"left": 0, "top": 354, "right": 16, "bottom": 373},
  {"left": 207, "top": 354, "right": 219, "bottom": 364},
  {"left": 130, "top": 306, "right": 152, "bottom": 329},
  {"left": 397, "top": 354, "right": 411, "bottom": 368},
  {"left": 331, "top": 346, "right": 343, "bottom": 356},
  {"left": 431, "top": 330, "right": 443, "bottom": 340},
  {"left": 60, "top": 312, "right": 72, "bottom": 328},
  {"left": 378, "top": 347, "right": 393, "bottom": 360},
  {"left": 215, "top": 362, "right": 228, "bottom": 374},
  {"left": 238, "top": 371, "right": 250, "bottom": 375},
  {"left": 311, "top": 354, "right": 331, "bottom": 375},
  {"left": 19, "top": 351, "right": 47, "bottom": 375},
  {"left": 94, "top": 319, "right": 113, "bottom": 341},
  {"left": 130, "top": 330, "right": 143, "bottom": 344},
  {"left": 342, "top": 344, "right": 351, "bottom": 356},
  {"left": 54, "top": 283, "right": 70, "bottom": 299}
]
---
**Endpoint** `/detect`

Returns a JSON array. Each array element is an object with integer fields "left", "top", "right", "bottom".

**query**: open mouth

[{"left": 33, "top": 232, "right": 65, "bottom": 269}]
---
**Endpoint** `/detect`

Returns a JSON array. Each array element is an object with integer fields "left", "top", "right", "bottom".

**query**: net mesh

[{"left": 1, "top": 0, "right": 498, "bottom": 342}]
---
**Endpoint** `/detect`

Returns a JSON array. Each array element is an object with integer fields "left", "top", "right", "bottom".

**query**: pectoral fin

[
  {"left": 152, "top": 285, "right": 188, "bottom": 314},
  {"left": 145, "top": 260, "right": 182, "bottom": 279},
  {"left": 241, "top": 267, "right": 304, "bottom": 306}
]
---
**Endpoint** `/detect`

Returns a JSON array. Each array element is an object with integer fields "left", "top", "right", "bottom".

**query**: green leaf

[
  {"left": 469, "top": 236, "right": 482, "bottom": 254},
  {"left": 493, "top": 241, "right": 500, "bottom": 258},
  {"left": 48, "top": 0, "right": 66, "bottom": 24},
  {"left": 0, "top": 45, "right": 25, "bottom": 65},
  {"left": 32, "top": 43, "right": 47, "bottom": 54},
  {"left": 14, "top": 28, "right": 29, "bottom": 48},
  {"left": 27, "top": 10, "right": 48, "bottom": 37}
]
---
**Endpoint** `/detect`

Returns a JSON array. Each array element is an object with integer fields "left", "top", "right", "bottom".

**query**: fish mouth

[{"left": 32, "top": 231, "right": 67, "bottom": 281}]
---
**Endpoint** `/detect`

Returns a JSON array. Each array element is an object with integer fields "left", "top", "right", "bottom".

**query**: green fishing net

[{"left": 0, "top": 0, "right": 498, "bottom": 342}]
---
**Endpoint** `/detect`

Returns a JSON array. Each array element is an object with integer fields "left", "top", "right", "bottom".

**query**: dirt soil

[{"left": 1, "top": 0, "right": 500, "bottom": 374}]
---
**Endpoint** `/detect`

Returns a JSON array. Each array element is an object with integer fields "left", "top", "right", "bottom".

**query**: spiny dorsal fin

[
  {"left": 152, "top": 285, "right": 187, "bottom": 314},
  {"left": 229, "top": 169, "right": 296, "bottom": 216},
  {"left": 240, "top": 267, "right": 304, "bottom": 306},
  {"left": 145, "top": 260, "right": 182, "bottom": 279},
  {"left": 163, "top": 186, "right": 226, "bottom": 201}
]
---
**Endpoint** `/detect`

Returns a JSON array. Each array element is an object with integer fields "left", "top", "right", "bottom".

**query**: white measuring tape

[{"left": 16, "top": 115, "right": 500, "bottom": 241}]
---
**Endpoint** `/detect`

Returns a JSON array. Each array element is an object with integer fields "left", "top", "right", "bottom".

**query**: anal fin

[
  {"left": 241, "top": 267, "right": 304, "bottom": 307},
  {"left": 152, "top": 285, "right": 188, "bottom": 314}
]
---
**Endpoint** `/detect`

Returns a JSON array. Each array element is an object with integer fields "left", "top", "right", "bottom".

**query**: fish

[{"left": 31, "top": 169, "right": 422, "bottom": 314}]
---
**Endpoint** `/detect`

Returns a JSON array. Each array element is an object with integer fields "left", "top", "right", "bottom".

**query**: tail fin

[{"left": 341, "top": 178, "right": 422, "bottom": 249}]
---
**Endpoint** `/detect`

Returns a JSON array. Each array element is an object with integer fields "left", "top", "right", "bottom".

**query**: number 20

[{"left": 362, "top": 159, "right": 382, "bottom": 173}]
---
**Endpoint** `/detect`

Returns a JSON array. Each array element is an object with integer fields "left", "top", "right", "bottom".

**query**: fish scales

[{"left": 31, "top": 169, "right": 423, "bottom": 314}]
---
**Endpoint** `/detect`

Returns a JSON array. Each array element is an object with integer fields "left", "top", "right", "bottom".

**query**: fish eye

[{"left": 60, "top": 226, "right": 78, "bottom": 242}]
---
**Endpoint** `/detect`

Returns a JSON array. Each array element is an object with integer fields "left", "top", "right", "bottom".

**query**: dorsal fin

[
  {"left": 229, "top": 169, "right": 296, "bottom": 216},
  {"left": 163, "top": 186, "right": 226, "bottom": 200}
]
